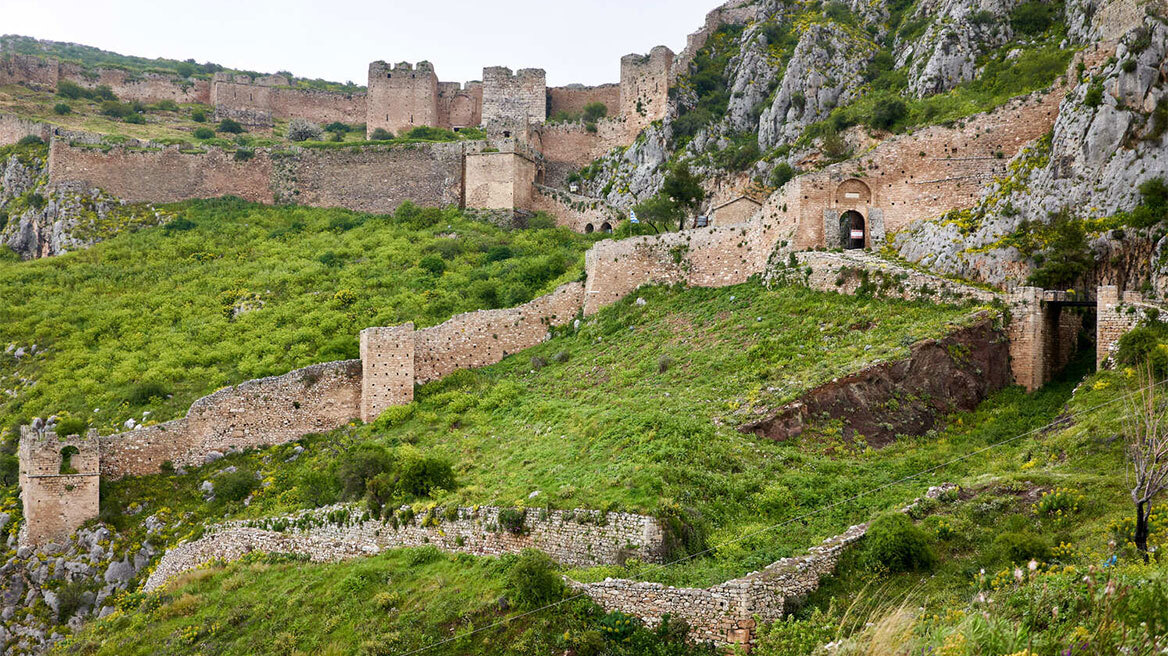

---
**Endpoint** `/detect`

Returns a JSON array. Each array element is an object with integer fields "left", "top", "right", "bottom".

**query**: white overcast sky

[{"left": 0, "top": 0, "right": 718, "bottom": 86}]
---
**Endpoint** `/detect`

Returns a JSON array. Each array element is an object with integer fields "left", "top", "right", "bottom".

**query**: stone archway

[
  {"left": 601, "top": 222, "right": 612, "bottom": 233},
  {"left": 585, "top": 223, "right": 594, "bottom": 233},
  {"left": 840, "top": 210, "right": 865, "bottom": 249},
  {"left": 835, "top": 178, "right": 872, "bottom": 205}
]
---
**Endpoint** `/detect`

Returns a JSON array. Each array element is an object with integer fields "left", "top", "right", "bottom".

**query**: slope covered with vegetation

[{"left": 0, "top": 198, "right": 596, "bottom": 455}]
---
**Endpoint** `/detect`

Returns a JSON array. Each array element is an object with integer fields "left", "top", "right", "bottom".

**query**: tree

[
  {"left": 661, "top": 161, "right": 706, "bottom": 231},
  {"left": 1124, "top": 365, "right": 1168, "bottom": 562}
]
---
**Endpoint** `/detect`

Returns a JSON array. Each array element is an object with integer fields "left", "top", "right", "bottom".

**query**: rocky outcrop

[
  {"left": 741, "top": 313, "right": 1010, "bottom": 446},
  {"left": 1, "top": 525, "right": 159, "bottom": 655},
  {"left": 0, "top": 149, "right": 171, "bottom": 260},
  {"left": 759, "top": 25, "right": 876, "bottom": 148},
  {"left": 896, "top": 0, "right": 1019, "bottom": 97},
  {"left": 895, "top": 19, "right": 1167, "bottom": 287},
  {"left": 585, "top": 122, "right": 672, "bottom": 210}
]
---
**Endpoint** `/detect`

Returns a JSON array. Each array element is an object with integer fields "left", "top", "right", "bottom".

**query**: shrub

[
  {"left": 1116, "top": 326, "right": 1168, "bottom": 375},
  {"left": 1123, "top": 58, "right": 1138, "bottom": 73},
  {"left": 124, "top": 113, "right": 146, "bottom": 124},
  {"left": 151, "top": 99, "right": 180, "bottom": 112},
  {"left": 486, "top": 245, "right": 513, "bottom": 262},
  {"left": 582, "top": 102, "right": 608, "bottom": 123},
  {"left": 233, "top": 148, "right": 254, "bottom": 162},
  {"left": 53, "top": 103, "right": 72, "bottom": 115},
  {"left": 323, "top": 121, "right": 350, "bottom": 133},
  {"left": 1010, "top": 1, "right": 1057, "bottom": 36},
  {"left": 404, "top": 126, "right": 457, "bottom": 141},
  {"left": 93, "top": 85, "right": 117, "bottom": 101},
  {"left": 17, "top": 135, "right": 44, "bottom": 146},
  {"left": 100, "top": 101, "right": 134, "bottom": 118},
  {"left": 1083, "top": 83, "right": 1104, "bottom": 108},
  {"left": 994, "top": 528, "right": 1050, "bottom": 563},
  {"left": 337, "top": 443, "right": 395, "bottom": 499},
  {"left": 217, "top": 118, "right": 245, "bottom": 134},
  {"left": 769, "top": 162, "right": 796, "bottom": 188},
  {"left": 287, "top": 118, "right": 324, "bottom": 142},
  {"left": 870, "top": 97, "right": 908, "bottom": 130},
  {"left": 498, "top": 507, "right": 527, "bottom": 534},
  {"left": 394, "top": 448, "right": 456, "bottom": 497},
  {"left": 0, "top": 453, "right": 18, "bottom": 486},
  {"left": 56, "top": 80, "right": 88, "bottom": 100},
  {"left": 214, "top": 470, "right": 258, "bottom": 502},
  {"left": 55, "top": 580, "right": 89, "bottom": 622},
  {"left": 191, "top": 109, "right": 207, "bottom": 123},
  {"left": 505, "top": 549, "right": 564, "bottom": 610},
  {"left": 863, "top": 513, "right": 937, "bottom": 573},
  {"left": 54, "top": 417, "right": 87, "bottom": 438},
  {"left": 369, "top": 128, "right": 393, "bottom": 141},
  {"left": 418, "top": 255, "right": 446, "bottom": 276},
  {"left": 193, "top": 127, "right": 214, "bottom": 140}
]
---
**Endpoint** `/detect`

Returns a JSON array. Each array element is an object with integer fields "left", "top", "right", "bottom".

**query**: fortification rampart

[
  {"left": 0, "top": 114, "right": 53, "bottom": 144},
  {"left": 1096, "top": 285, "right": 1160, "bottom": 368},
  {"left": 482, "top": 66, "right": 547, "bottom": 137},
  {"left": 58, "top": 64, "right": 211, "bottom": 104},
  {"left": 532, "top": 184, "right": 623, "bottom": 233},
  {"left": 756, "top": 89, "right": 1065, "bottom": 250},
  {"left": 98, "top": 360, "right": 362, "bottom": 478},
  {"left": 548, "top": 84, "right": 620, "bottom": 118},
  {"left": 47, "top": 139, "right": 275, "bottom": 204},
  {"left": 211, "top": 73, "right": 364, "bottom": 125},
  {"left": 271, "top": 141, "right": 465, "bottom": 213},
  {"left": 413, "top": 281, "right": 584, "bottom": 384},
  {"left": 464, "top": 149, "right": 538, "bottom": 211},
  {"left": 0, "top": 53, "right": 60, "bottom": 89},
  {"left": 144, "top": 504, "right": 664, "bottom": 591},
  {"left": 620, "top": 46, "right": 673, "bottom": 135}
]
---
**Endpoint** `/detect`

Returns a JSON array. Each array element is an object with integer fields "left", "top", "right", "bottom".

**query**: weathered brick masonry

[
  {"left": 211, "top": 73, "right": 364, "bottom": 125},
  {"left": 18, "top": 428, "right": 100, "bottom": 547},
  {"left": 1097, "top": 285, "right": 1161, "bottom": 368},
  {"left": 144, "top": 505, "right": 665, "bottom": 591},
  {"left": 531, "top": 184, "right": 623, "bottom": 233}
]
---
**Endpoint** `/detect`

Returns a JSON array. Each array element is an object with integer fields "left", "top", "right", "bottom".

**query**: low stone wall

[
  {"left": 144, "top": 504, "right": 664, "bottom": 592},
  {"left": 773, "top": 250, "right": 998, "bottom": 304},
  {"left": 742, "top": 313, "right": 1011, "bottom": 445},
  {"left": 531, "top": 184, "right": 622, "bottom": 233},
  {"left": 99, "top": 360, "right": 361, "bottom": 478},
  {"left": 413, "top": 281, "right": 584, "bottom": 384},
  {"left": 569, "top": 523, "right": 867, "bottom": 644}
]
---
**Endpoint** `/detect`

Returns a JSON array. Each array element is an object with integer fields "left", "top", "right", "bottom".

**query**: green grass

[{"left": 0, "top": 198, "right": 598, "bottom": 442}]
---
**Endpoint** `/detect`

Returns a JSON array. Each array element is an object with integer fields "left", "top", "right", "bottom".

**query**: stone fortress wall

[
  {"left": 210, "top": 73, "right": 364, "bottom": 126},
  {"left": 18, "top": 427, "right": 101, "bottom": 547},
  {"left": 144, "top": 505, "right": 666, "bottom": 592}
]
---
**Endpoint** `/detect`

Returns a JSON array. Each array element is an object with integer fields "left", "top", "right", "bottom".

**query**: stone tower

[
  {"left": 482, "top": 66, "right": 546, "bottom": 139},
  {"left": 366, "top": 61, "right": 440, "bottom": 138},
  {"left": 360, "top": 324, "right": 416, "bottom": 422},
  {"left": 620, "top": 46, "right": 674, "bottom": 135},
  {"left": 18, "top": 426, "right": 100, "bottom": 547}
]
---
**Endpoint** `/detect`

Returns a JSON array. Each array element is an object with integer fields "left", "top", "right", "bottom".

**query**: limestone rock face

[
  {"left": 894, "top": 18, "right": 1168, "bottom": 287},
  {"left": 0, "top": 152, "right": 170, "bottom": 260},
  {"left": 724, "top": 23, "right": 786, "bottom": 133},
  {"left": 584, "top": 122, "right": 671, "bottom": 210},
  {"left": 759, "top": 25, "right": 875, "bottom": 149},
  {"left": 896, "top": 0, "right": 1018, "bottom": 97}
]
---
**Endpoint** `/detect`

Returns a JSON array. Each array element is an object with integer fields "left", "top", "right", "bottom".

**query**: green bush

[
  {"left": 394, "top": 448, "right": 456, "bottom": 498},
  {"left": 498, "top": 507, "right": 527, "bottom": 534},
  {"left": 53, "top": 103, "right": 72, "bottom": 115},
  {"left": 505, "top": 548, "right": 564, "bottom": 610},
  {"left": 56, "top": 80, "right": 88, "bottom": 100},
  {"left": 863, "top": 513, "right": 937, "bottom": 573},
  {"left": 217, "top": 118, "right": 245, "bottom": 134},
  {"left": 191, "top": 109, "right": 207, "bottom": 123},
  {"left": 0, "top": 453, "right": 17, "bottom": 486},
  {"left": 769, "top": 162, "right": 797, "bottom": 188},
  {"left": 214, "top": 469, "right": 258, "bottom": 502},
  {"left": 100, "top": 101, "right": 134, "bottom": 119},
  {"left": 323, "top": 121, "right": 350, "bottom": 133},
  {"left": 418, "top": 255, "right": 446, "bottom": 276},
  {"left": 994, "top": 528, "right": 1050, "bottom": 564},
  {"left": 404, "top": 126, "right": 457, "bottom": 141},
  {"left": 1083, "top": 83, "right": 1104, "bottom": 108},
  {"left": 54, "top": 417, "right": 88, "bottom": 438},
  {"left": 151, "top": 99, "right": 180, "bottom": 112},
  {"left": 582, "top": 102, "right": 608, "bottom": 123},
  {"left": 870, "top": 97, "right": 908, "bottom": 130},
  {"left": 1010, "top": 1, "right": 1057, "bottom": 36},
  {"left": 17, "top": 135, "right": 44, "bottom": 146},
  {"left": 337, "top": 443, "right": 395, "bottom": 499},
  {"left": 124, "top": 113, "right": 146, "bottom": 124},
  {"left": 1116, "top": 325, "right": 1168, "bottom": 375},
  {"left": 193, "top": 127, "right": 214, "bottom": 140},
  {"left": 369, "top": 128, "right": 393, "bottom": 141}
]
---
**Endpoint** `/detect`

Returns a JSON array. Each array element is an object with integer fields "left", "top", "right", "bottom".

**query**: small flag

[{"left": 629, "top": 210, "right": 639, "bottom": 224}]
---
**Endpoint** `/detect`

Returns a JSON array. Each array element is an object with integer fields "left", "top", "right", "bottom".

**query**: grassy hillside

[{"left": 0, "top": 198, "right": 597, "bottom": 446}]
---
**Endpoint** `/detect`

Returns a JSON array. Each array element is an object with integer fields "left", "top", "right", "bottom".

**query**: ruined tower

[
  {"left": 481, "top": 67, "right": 546, "bottom": 140},
  {"left": 366, "top": 61, "right": 440, "bottom": 138},
  {"left": 620, "top": 46, "right": 674, "bottom": 135},
  {"left": 359, "top": 324, "right": 416, "bottom": 422},
  {"left": 18, "top": 426, "right": 100, "bottom": 547}
]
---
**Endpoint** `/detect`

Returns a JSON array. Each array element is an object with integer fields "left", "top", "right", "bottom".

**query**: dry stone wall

[
  {"left": 144, "top": 505, "right": 665, "bottom": 592},
  {"left": 0, "top": 114, "right": 52, "bottom": 145},
  {"left": 569, "top": 523, "right": 867, "bottom": 645}
]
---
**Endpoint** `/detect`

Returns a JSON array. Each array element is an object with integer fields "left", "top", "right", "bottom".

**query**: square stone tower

[
  {"left": 620, "top": 46, "right": 674, "bottom": 135},
  {"left": 482, "top": 67, "right": 546, "bottom": 139},
  {"left": 360, "top": 324, "right": 416, "bottom": 422},
  {"left": 366, "top": 61, "right": 440, "bottom": 138},
  {"left": 18, "top": 426, "right": 100, "bottom": 547}
]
